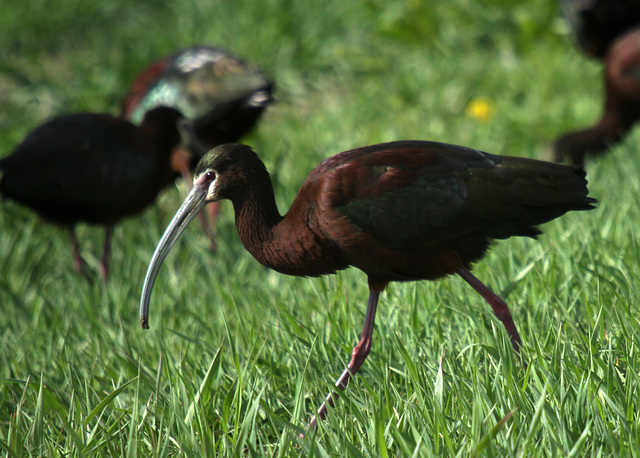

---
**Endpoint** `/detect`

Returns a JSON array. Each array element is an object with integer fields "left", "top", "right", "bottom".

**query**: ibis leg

[
  {"left": 100, "top": 225, "right": 113, "bottom": 283},
  {"left": 70, "top": 229, "right": 92, "bottom": 282},
  {"left": 457, "top": 267, "right": 522, "bottom": 352},
  {"left": 306, "top": 288, "right": 381, "bottom": 433}
]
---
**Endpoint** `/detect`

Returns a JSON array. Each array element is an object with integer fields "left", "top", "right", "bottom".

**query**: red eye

[{"left": 206, "top": 171, "right": 216, "bottom": 181}]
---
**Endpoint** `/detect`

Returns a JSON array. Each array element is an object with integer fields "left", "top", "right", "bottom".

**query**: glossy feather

[{"left": 121, "top": 46, "right": 273, "bottom": 161}]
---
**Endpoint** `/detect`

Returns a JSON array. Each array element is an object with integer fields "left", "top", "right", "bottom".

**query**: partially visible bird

[
  {"left": 553, "top": 26, "right": 640, "bottom": 165},
  {"left": 0, "top": 107, "right": 183, "bottom": 281},
  {"left": 560, "top": 0, "right": 640, "bottom": 59},
  {"left": 121, "top": 47, "right": 273, "bottom": 239},
  {"left": 139, "top": 141, "right": 595, "bottom": 430}
]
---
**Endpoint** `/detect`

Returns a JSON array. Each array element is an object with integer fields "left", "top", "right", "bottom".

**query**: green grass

[{"left": 1, "top": 0, "right": 639, "bottom": 455}]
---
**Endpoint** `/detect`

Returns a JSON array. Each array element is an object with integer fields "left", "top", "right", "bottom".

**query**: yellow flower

[{"left": 465, "top": 97, "right": 495, "bottom": 122}]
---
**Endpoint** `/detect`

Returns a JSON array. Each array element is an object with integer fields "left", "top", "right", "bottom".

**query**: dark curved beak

[{"left": 140, "top": 184, "right": 208, "bottom": 329}]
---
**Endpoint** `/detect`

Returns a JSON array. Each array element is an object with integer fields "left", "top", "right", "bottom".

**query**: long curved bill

[{"left": 140, "top": 184, "right": 208, "bottom": 329}]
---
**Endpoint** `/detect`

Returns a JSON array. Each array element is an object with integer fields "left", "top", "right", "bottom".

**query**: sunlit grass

[{"left": 1, "top": 0, "right": 639, "bottom": 455}]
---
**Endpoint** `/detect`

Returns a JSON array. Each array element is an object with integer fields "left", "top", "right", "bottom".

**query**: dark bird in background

[
  {"left": 560, "top": 0, "right": 640, "bottom": 59},
  {"left": 0, "top": 107, "right": 183, "bottom": 281},
  {"left": 139, "top": 142, "right": 595, "bottom": 430},
  {"left": 121, "top": 46, "right": 273, "bottom": 240},
  {"left": 553, "top": 26, "right": 640, "bottom": 165}
]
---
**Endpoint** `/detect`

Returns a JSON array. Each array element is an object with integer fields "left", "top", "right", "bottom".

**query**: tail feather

[{"left": 469, "top": 156, "right": 596, "bottom": 239}]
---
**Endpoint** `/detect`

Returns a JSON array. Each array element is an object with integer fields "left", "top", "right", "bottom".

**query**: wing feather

[{"left": 307, "top": 141, "right": 592, "bottom": 248}]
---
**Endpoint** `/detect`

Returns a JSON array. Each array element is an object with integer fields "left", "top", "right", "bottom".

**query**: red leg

[
  {"left": 100, "top": 225, "right": 113, "bottom": 283},
  {"left": 457, "top": 267, "right": 522, "bottom": 352},
  {"left": 304, "top": 287, "right": 382, "bottom": 435},
  {"left": 70, "top": 229, "right": 93, "bottom": 282}
]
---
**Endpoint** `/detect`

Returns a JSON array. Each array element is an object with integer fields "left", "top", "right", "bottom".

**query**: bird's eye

[{"left": 206, "top": 171, "right": 216, "bottom": 182}]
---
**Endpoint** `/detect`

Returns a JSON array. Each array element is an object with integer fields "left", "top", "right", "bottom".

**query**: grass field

[{"left": 1, "top": 0, "right": 640, "bottom": 455}]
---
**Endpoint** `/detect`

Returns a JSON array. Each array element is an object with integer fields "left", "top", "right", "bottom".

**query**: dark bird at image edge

[
  {"left": 553, "top": 26, "right": 640, "bottom": 165},
  {"left": 560, "top": 0, "right": 640, "bottom": 60}
]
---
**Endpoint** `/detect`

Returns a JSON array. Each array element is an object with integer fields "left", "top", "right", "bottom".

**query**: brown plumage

[{"left": 140, "top": 142, "right": 595, "bottom": 430}]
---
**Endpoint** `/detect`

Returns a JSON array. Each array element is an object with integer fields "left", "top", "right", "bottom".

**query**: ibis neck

[
  {"left": 231, "top": 178, "right": 347, "bottom": 277},
  {"left": 233, "top": 179, "right": 284, "bottom": 257}
]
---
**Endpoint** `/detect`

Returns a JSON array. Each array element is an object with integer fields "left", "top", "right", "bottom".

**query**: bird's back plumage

[
  {"left": 0, "top": 110, "right": 181, "bottom": 226},
  {"left": 304, "top": 141, "right": 594, "bottom": 247}
]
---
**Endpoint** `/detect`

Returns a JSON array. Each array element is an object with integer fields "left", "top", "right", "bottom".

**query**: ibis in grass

[
  {"left": 560, "top": 0, "right": 640, "bottom": 59},
  {"left": 0, "top": 107, "right": 184, "bottom": 282},
  {"left": 553, "top": 26, "right": 640, "bottom": 165},
  {"left": 121, "top": 46, "right": 273, "bottom": 241},
  {"left": 140, "top": 141, "right": 596, "bottom": 429}
]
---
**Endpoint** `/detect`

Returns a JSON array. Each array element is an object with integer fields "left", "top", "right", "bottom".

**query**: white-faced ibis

[
  {"left": 121, "top": 46, "right": 273, "bottom": 239},
  {"left": 553, "top": 26, "right": 640, "bottom": 165},
  {"left": 0, "top": 107, "right": 183, "bottom": 281},
  {"left": 560, "top": 0, "right": 640, "bottom": 59},
  {"left": 121, "top": 46, "right": 272, "bottom": 155},
  {"left": 139, "top": 142, "right": 595, "bottom": 429}
]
